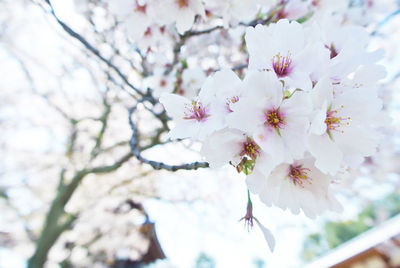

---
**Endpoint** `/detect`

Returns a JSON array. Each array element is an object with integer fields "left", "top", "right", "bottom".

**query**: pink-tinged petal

[
  {"left": 200, "top": 129, "right": 243, "bottom": 168},
  {"left": 307, "top": 134, "right": 343, "bottom": 175},
  {"left": 159, "top": 93, "right": 190, "bottom": 119},
  {"left": 255, "top": 221, "right": 275, "bottom": 252},
  {"left": 254, "top": 126, "right": 285, "bottom": 163}
]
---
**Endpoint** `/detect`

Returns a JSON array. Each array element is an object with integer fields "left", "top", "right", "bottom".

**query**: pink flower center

[
  {"left": 311, "top": 0, "right": 320, "bottom": 7},
  {"left": 325, "top": 106, "right": 350, "bottom": 134},
  {"left": 135, "top": 2, "right": 147, "bottom": 13},
  {"left": 272, "top": 52, "right": 292, "bottom": 78},
  {"left": 265, "top": 108, "right": 285, "bottom": 130},
  {"left": 159, "top": 79, "right": 167, "bottom": 87},
  {"left": 226, "top": 96, "right": 239, "bottom": 112},
  {"left": 240, "top": 138, "right": 260, "bottom": 160},
  {"left": 144, "top": 27, "right": 152, "bottom": 37},
  {"left": 176, "top": 0, "right": 189, "bottom": 8},
  {"left": 325, "top": 44, "right": 338, "bottom": 59},
  {"left": 289, "top": 165, "right": 311, "bottom": 186},
  {"left": 183, "top": 101, "right": 209, "bottom": 122}
]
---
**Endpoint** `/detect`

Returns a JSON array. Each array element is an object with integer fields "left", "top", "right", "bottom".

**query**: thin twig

[
  {"left": 129, "top": 106, "right": 209, "bottom": 171},
  {"left": 43, "top": 0, "right": 144, "bottom": 98}
]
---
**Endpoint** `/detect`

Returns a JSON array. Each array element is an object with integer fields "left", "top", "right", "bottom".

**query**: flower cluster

[
  {"left": 104, "top": 0, "right": 392, "bottom": 41},
  {"left": 160, "top": 18, "right": 385, "bottom": 222}
]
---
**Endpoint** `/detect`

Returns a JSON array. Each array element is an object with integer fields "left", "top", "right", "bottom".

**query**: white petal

[
  {"left": 245, "top": 25, "right": 274, "bottom": 70},
  {"left": 197, "top": 114, "right": 225, "bottom": 138},
  {"left": 311, "top": 76, "right": 333, "bottom": 106},
  {"left": 254, "top": 153, "right": 280, "bottom": 178},
  {"left": 200, "top": 129, "right": 243, "bottom": 168},
  {"left": 256, "top": 221, "right": 275, "bottom": 252},
  {"left": 226, "top": 97, "right": 264, "bottom": 133},
  {"left": 281, "top": 117, "right": 309, "bottom": 159},
  {"left": 254, "top": 126, "right": 286, "bottom": 163},
  {"left": 214, "top": 69, "right": 242, "bottom": 100},
  {"left": 247, "top": 169, "right": 270, "bottom": 195},
  {"left": 282, "top": 90, "right": 312, "bottom": 117},
  {"left": 159, "top": 93, "right": 189, "bottom": 119},
  {"left": 334, "top": 124, "right": 378, "bottom": 157},
  {"left": 307, "top": 134, "right": 343, "bottom": 175},
  {"left": 175, "top": 9, "right": 195, "bottom": 34},
  {"left": 310, "top": 107, "right": 328, "bottom": 135},
  {"left": 243, "top": 70, "right": 283, "bottom": 107},
  {"left": 168, "top": 121, "right": 200, "bottom": 139}
]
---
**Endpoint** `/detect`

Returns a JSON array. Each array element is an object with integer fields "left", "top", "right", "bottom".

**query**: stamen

[
  {"left": 144, "top": 27, "right": 152, "bottom": 37},
  {"left": 325, "top": 44, "right": 338, "bottom": 59},
  {"left": 135, "top": 2, "right": 147, "bottom": 13},
  {"left": 183, "top": 101, "right": 209, "bottom": 122},
  {"left": 265, "top": 108, "right": 285, "bottom": 130},
  {"left": 325, "top": 105, "right": 351, "bottom": 134},
  {"left": 240, "top": 137, "right": 260, "bottom": 160},
  {"left": 311, "top": 0, "right": 321, "bottom": 7},
  {"left": 226, "top": 96, "right": 239, "bottom": 112},
  {"left": 176, "top": 0, "right": 189, "bottom": 8},
  {"left": 289, "top": 165, "right": 311, "bottom": 186},
  {"left": 272, "top": 52, "right": 292, "bottom": 78}
]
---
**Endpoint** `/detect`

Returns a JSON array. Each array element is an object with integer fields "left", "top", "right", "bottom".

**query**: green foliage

[
  {"left": 195, "top": 252, "right": 216, "bottom": 268},
  {"left": 301, "top": 191, "right": 400, "bottom": 262},
  {"left": 253, "top": 258, "right": 265, "bottom": 268}
]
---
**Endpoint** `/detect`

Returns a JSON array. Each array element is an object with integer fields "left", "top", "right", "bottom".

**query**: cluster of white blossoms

[
  {"left": 160, "top": 17, "right": 386, "bottom": 248},
  {"left": 104, "top": 0, "right": 394, "bottom": 40}
]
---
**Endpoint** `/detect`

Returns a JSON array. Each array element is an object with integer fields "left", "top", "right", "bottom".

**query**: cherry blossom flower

[
  {"left": 179, "top": 67, "right": 206, "bottom": 99},
  {"left": 247, "top": 157, "right": 342, "bottom": 218},
  {"left": 211, "top": 69, "right": 244, "bottom": 115},
  {"left": 144, "top": 68, "right": 176, "bottom": 98},
  {"left": 223, "top": 0, "right": 261, "bottom": 26},
  {"left": 308, "top": 77, "right": 383, "bottom": 175},
  {"left": 201, "top": 129, "right": 278, "bottom": 176},
  {"left": 317, "top": 14, "right": 384, "bottom": 80},
  {"left": 279, "top": 0, "right": 309, "bottom": 20},
  {"left": 108, "top": 0, "right": 152, "bottom": 40},
  {"left": 245, "top": 20, "right": 324, "bottom": 91},
  {"left": 227, "top": 70, "right": 312, "bottom": 163},
  {"left": 159, "top": 76, "right": 225, "bottom": 139},
  {"left": 152, "top": 0, "right": 205, "bottom": 34}
]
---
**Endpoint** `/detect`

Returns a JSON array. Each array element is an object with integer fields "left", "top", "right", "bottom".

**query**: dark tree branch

[
  {"left": 42, "top": 0, "right": 145, "bottom": 98},
  {"left": 28, "top": 151, "right": 134, "bottom": 268}
]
